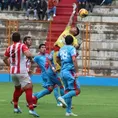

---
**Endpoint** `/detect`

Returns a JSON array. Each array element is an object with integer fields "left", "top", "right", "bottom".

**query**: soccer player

[
  {"left": 57, "top": 35, "right": 80, "bottom": 116},
  {"left": 53, "top": 3, "right": 80, "bottom": 71},
  {"left": 32, "top": 44, "right": 65, "bottom": 106},
  {"left": 32, "top": 44, "right": 54, "bottom": 105},
  {"left": 23, "top": 35, "right": 33, "bottom": 75},
  {"left": 47, "top": 50, "right": 64, "bottom": 106},
  {"left": 3, "top": 32, "right": 39, "bottom": 117}
]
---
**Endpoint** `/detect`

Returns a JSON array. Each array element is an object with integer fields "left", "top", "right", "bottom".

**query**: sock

[
  {"left": 60, "top": 87, "right": 64, "bottom": 96},
  {"left": 65, "top": 97, "right": 72, "bottom": 113},
  {"left": 62, "top": 90, "right": 76, "bottom": 99},
  {"left": 34, "top": 89, "right": 51, "bottom": 99},
  {"left": 32, "top": 96, "right": 38, "bottom": 105},
  {"left": 25, "top": 88, "right": 33, "bottom": 110},
  {"left": 53, "top": 86, "right": 60, "bottom": 104},
  {"left": 13, "top": 87, "right": 23, "bottom": 108}
]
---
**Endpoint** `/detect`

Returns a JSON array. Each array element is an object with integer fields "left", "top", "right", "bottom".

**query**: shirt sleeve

[
  {"left": 33, "top": 56, "right": 38, "bottom": 63},
  {"left": 22, "top": 44, "right": 29, "bottom": 53},
  {"left": 4, "top": 47, "right": 10, "bottom": 57}
]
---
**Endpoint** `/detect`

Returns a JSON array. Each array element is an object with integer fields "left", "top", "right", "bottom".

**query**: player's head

[
  {"left": 39, "top": 44, "right": 46, "bottom": 54},
  {"left": 12, "top": 32, "right": 21, "bottom": 42},
  {"left": 70, "top": 26, "right": 79, "bottom": 36},
  {"left": 65, "top": 35, "right": 73, "bottom": 45},
  {"left": 23, "top": 36, "right": 32, "bottom": 47}
]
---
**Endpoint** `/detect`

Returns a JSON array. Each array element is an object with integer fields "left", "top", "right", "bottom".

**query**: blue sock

[
  {"left": 60, "top": 87, "right": 64, "bottom": 96},
  {"left": 34, "top": 89, "right": 51, "bottom": 99},
  {"left": 62, "top": 90, "right": 76, "bottom": 99},
  {"left": 65, "top": 97, "right": 72, "bottom": 113},
  {"left": 53, "top": 87, "right": 60, "bottom": 104}
]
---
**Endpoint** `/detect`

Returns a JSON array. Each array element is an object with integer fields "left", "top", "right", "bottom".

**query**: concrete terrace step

[
  {"left": 93, "top": 5, "right": 118, "bottom": 15},
  {"left": 57, "top": 4, "right": 73, "bottom": 8},
  {"left": 53, "top": 16, "right": 70, "bottom": 22},
  {"left": 56, "top": 10, "right": 73, "bottom": 16},
  {"left": 77, "top": 15, "right": 118, "bottom": 23},
  {"left": 0, "top": 10, "right": 25, "bottom": 19}
]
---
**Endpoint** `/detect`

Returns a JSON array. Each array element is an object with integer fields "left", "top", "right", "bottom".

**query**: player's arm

[
  {"left": 71, "top": 47, "right": 79, "bottom": 77},
  {"left": 48, "top": 51, "right": 56, "bottom": 72},
  {"left": 67, "top": 3, "right": 77, "bottom": 26},
  {"left": 23, "top": 44, "right": 33, "bottom": 61},
  {"left": 47, "top": 59, "right": 56, "bottom": 73},
  {"left": 72, "top": 56, "right": 79, "bottom": 77},
  {"left": 3, "top": 47, "right": 10, "bottom": 66},
  {"left": 72, "top": 56, "right": 78, "bottom": 73},
  {"left": 3, "top": 56, "right": 10, "bottom": 66}
]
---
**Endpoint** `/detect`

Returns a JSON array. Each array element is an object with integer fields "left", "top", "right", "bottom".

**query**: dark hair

[
  {"left": 39, "top": 44, "right": 45, "bottom": 49},
  {"left": 12, "top": 32, "right": 21, "bottom": 42},
  {"left": 23, "top": 36, "right": 31, "bottom": 43},
  {"left": 65, "top": 35, "right": 73, "bottom": 45},
  {"left": 74, "top": 26, "right": 79, "bottom": 36}
]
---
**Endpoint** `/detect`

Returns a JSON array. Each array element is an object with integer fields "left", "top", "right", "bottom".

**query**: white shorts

[{"left": 11, "top": 73, "right": 31, "bottom": 88}]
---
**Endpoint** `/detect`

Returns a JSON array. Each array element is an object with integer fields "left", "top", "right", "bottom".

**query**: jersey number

[{"left": 60, "top": 50, "right": 68, "bottom": 60}]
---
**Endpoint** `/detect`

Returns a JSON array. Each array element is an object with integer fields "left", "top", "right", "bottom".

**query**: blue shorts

[
  {"left": 41, "top": 73, "right": 53, "bottom": 88},
  {"left": 60, "top": 70, "right": 80, "bottom": 91},
  {"left": 47, "top": 72, "right": 63, "bottom": 87}
]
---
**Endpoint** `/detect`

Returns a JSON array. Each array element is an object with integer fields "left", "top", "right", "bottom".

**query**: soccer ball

[{"left": 79, "top": 8, "right": 88, "bottom": 18}]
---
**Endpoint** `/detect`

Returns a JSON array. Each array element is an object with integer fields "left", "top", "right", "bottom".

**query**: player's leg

[
  {"left": 53, "top": 85, "right": 62, "bottom": 106},
  {"left": 61, "top": 71, "right": 80, "bottom": 99},
  {"left": 11, "top": 74, "right": 23, "bottom": 113},
  {"left": 65, "top": 97, "right": 78, "bottom": 116},
  {"left": 33, "top": 74, "right": 53, "bottom": 104},
  {"left": 19, "top": 74, "right": 39, "bottom": 117},
  {"left": 57, "top": 73, "right": 68, "bottom": 107}
]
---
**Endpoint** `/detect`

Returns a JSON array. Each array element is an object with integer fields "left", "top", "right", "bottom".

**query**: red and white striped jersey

[
  {"left": 4, "top": 42, "right": 29, "bottom": 74},
  {"left": 26, "top": 58, "right": 31, "bottom": 72}
]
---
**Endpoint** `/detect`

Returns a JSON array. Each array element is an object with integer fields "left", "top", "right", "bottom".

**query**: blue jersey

[
  {"left": 57, "top": 45, "right": 76, "bottom": 71},
  {"left": 33, "top": 53, "right": 49, "bottom": 74}
]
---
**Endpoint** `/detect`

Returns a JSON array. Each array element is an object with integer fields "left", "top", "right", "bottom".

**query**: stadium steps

[{"left": 46, "top": 0, "right": 77, "bottom": 52}]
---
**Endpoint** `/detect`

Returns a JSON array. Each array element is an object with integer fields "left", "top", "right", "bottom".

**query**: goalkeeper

[{"left": 53, "top": 3, "right": 81, "bottom": 71}]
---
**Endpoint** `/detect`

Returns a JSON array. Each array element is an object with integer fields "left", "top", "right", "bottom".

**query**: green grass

[{"left": 0, "top": 83, "right": 118, "bottom": 118}]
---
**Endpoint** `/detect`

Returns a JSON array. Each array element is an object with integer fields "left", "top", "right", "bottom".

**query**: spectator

[
  {"left": 77, "top": 0, "right": 87, "bottom": 11},
  {"left": 22, "top": 0, "right": 30, "bottom": 11},
  {"left": 86, "top": 0, "right": 95, "bottom": 12},
  {"left": 8, "top": 0, "right": 22, "bottom": 10},
  {"left": 25, "top": 0, "right": 37, "bottom": 20},
  {"left": 47, "top": 0, "right": 57, "bottom": 21},
  {"left": 0, "top": 0, "right": 9, "bottom": 10},
  {"left": 36, "top": 0, "right": 47, "bottom": 20},
  {"left": 95, "top": 0, "right": 112, "bottom": 5}
]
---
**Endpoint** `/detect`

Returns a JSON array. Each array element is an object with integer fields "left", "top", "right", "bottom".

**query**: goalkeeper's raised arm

[{"left": 67, "top": 3, "right": 77, "bottom": 27}]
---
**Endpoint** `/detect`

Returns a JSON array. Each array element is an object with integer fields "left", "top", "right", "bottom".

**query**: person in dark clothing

[
  {"left": 77, "top": 0, "right": 87, "bottom": 11},
  {"left": 25, "top": 0, "right": 37, "bottom": 20},
  {"left": 36, "top": 0, "right": 47, "bottom": 20},
  {"left": 0, "top": 0, "right": 9, "bottom": 10}
]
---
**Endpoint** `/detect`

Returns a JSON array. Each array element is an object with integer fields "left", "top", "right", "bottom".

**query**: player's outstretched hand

[{"left": 72, "top": 3, "right": 77, "bottom": 14}]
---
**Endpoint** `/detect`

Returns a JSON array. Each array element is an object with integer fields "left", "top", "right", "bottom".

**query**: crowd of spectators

[
  {"left": 77, "top": 0, "right": 113, "bottom": 12},
  {"left": 0, "top": 0, "right": 58, "bottom": 20},
  {"left": 0, "top": 0, "right": 113, "bottom": 20}
]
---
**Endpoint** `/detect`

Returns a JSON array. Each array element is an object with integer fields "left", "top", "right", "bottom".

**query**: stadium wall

[{"left": 0, "top": 74, "right": 118, "bottom": 86}]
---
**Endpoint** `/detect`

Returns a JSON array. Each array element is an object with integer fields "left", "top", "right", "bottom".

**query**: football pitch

[{"left": 0, "top": 82, "right": 118, "bottom": 118}]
